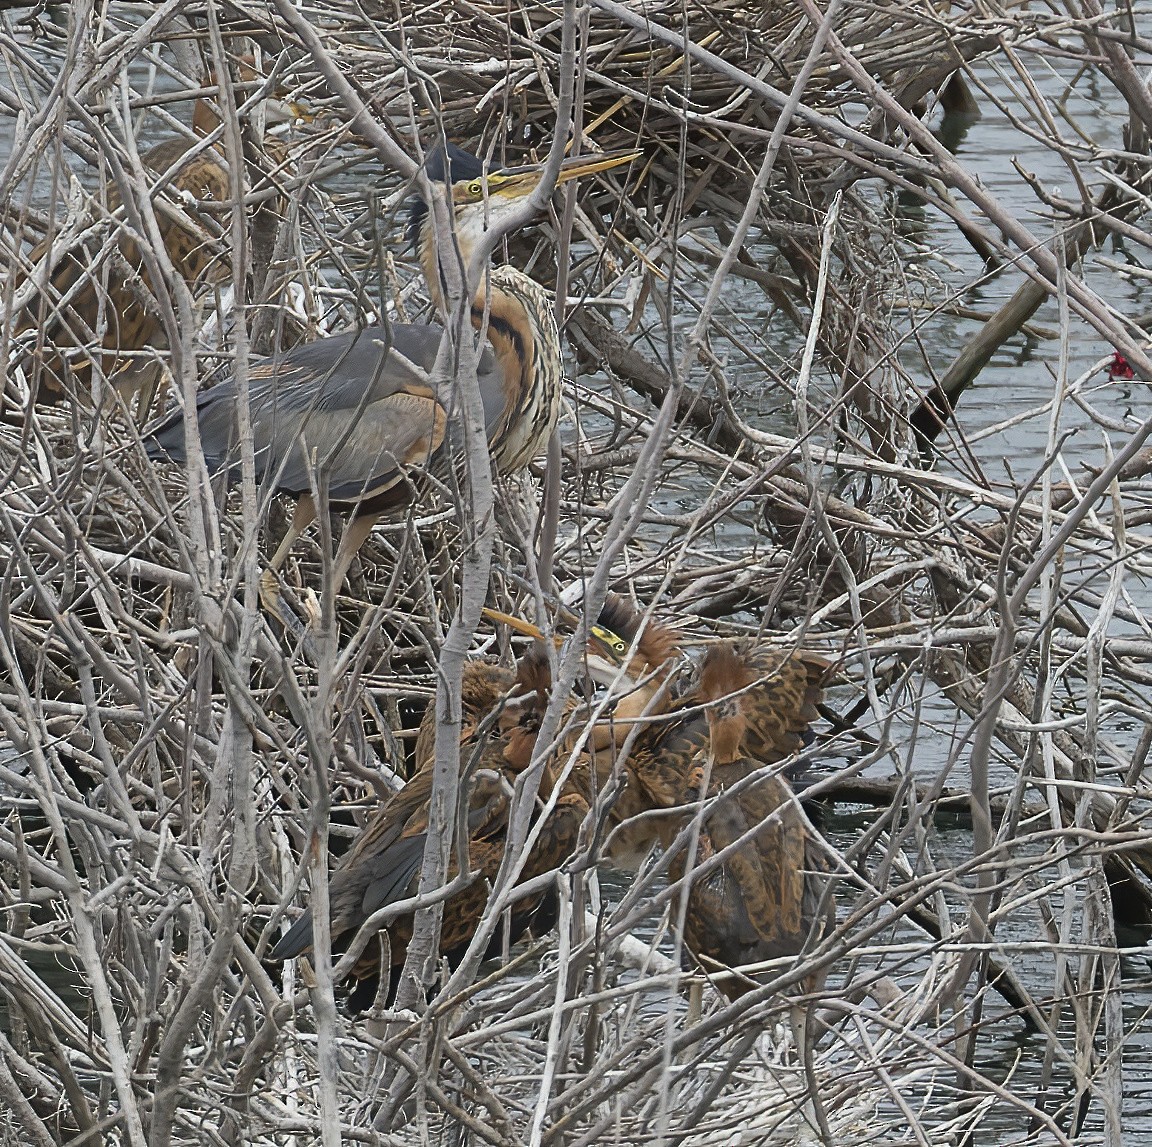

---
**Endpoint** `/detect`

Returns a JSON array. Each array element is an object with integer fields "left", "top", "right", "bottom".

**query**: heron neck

[
  {"left": 418, "top": 230, "right": 532, "bottom": 403},
  {"left": 418, "top": 223, "right": 496, "bottom": 319},
  {"left": 470, "top": 281, "right": 533, "bottom": 428}
]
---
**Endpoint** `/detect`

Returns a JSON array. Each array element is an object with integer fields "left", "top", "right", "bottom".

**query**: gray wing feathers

[
  {"left": 145, "top": 323, "right": 502, "bottom": 497},
  {"left": 269, "top": 833, "right": 429, "bottom": 962},
  {"left": 269, "top": 908, "right": 314, "bottom": 961},
  {"left": 358, "top": 834, "right": 429, "bottom": 919}
]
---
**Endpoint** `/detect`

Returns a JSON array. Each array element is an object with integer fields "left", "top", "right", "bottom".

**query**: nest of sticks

[{"left": 1, "top": 0, "right": 1151, "bottom": 1143}]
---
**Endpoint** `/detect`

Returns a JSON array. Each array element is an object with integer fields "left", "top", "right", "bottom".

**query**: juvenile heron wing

[{"left": 268, "top": 775, "right": 431, "bottom": 962}]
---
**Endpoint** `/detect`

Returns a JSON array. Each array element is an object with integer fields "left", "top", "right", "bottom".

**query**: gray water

[{"left": 858, "top": 57, "right": 1152, "bottom": 1143}]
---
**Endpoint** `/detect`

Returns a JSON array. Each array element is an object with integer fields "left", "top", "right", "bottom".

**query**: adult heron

[{"left": 145, "top": 143, "right": 635, "bottom": 613}]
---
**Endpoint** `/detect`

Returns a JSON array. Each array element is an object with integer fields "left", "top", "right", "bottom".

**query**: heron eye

[
  {"left": 592, "top": 625, "right": 628, "bottom": 656},
  {"left": 468, "top": 180, "right": 483, "bottom": 196}
]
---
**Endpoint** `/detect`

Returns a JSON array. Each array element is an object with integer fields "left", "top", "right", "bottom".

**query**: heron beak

[
  {"left": 489, "top": 150, "right": 640, "bottom": 195},
  {"left": 482, "top": 607, "right": 554, "bottom": 642},
  {"left": 482, "top": 607, "right": 632, "bottom": 675},
  {"left": 553, "top": 149, "right": 641, "bottom": 183}
]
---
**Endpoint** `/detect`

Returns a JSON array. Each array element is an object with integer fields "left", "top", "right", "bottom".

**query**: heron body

[
  {"left": 627, "top": 640, "right": 832, "bottom": 994},
  {"left": 145, "top": 264, "right": 557, "bottom": 506},
  {"left": 270, "top": 650, "right": 586, "bottom": 1005},
  {"left": 681, "top": 771, "right": 829, "bottom": 987},
  {"left": 481, "top": 595, "right": 834, "bottom": 987},
  {"left": 547, "top": 600, "right": 832, "bottom": 992},
  {"left": 12, "top": 59, "right": 296, "bottom": 411},
  {"left": 14, "top": 136, "right": 232, "bottom": 405},
  {"left": 145, "top": 144, "right": 634, "bottom": 611}
]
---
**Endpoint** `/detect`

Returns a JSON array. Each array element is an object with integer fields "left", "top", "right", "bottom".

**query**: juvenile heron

[
  {"left": 663, "top": 641, "right": 833, "bottom": 996},
  {"left": 145, "top": 143, "right": 635, "bottom": 614},
  {"left": 269, "top": 646, "right": 586, "bottom": 1007},
  {"left": 490, "top": 598, "right": 834, "bottom": 994},
  {"left": 514, "top": 596, "right": 834, "bottom": 993},
  {"left": 12, "top": 60, "right": 297, "bottom": 414},
  {"left": 14, "top": 140, "right": 229, "bottom": 409},
  {"left": 487, "top": 592, "right": 685, "bottom": 741},
  {"left": 468, "top": 595, "right": 835, "bottom": 995}
]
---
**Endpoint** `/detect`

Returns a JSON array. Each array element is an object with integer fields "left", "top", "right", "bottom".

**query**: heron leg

[
  {"left": 113, "top": 358, "right": 165, "bottom": 426},
  {"left": 329, "top": 511, "right": 382, "bottom": 599},
  {"left": 260, "top": 494, "right": 318, "bottom": 615}
]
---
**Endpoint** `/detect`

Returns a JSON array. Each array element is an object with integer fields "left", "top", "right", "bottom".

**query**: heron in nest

[
  {"left": 269, "top": 644, "right": 586, "bottom": 1010},
  {"left": 144, "top": 143, "right": 636, "bottom": 618},
  {"left": 12, "top": 55, "right": 301, "bottom": 417},
  {"left": 503, "top": 594, "right": 835, "bottom": 997}
]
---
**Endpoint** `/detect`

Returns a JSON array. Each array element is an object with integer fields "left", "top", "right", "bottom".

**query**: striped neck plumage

[{"left": 414, "top": 201, "right": 562, "bottom": 474}]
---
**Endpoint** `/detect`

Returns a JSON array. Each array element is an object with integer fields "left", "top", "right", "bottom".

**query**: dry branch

[{"left": 0, "top": 0, "right": 1149, "bottom": 1144}]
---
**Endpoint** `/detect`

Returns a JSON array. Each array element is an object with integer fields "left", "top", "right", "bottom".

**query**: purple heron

[
  {"left": 144, "top": 144, "right": 636, "bottom": 614},
  {"left": 534, "top": 596, "right": 834, "bottom": 996},
  {"left": 12, "top": 60, "right": 297, "bottom": 413},
  {"left": 663, "top": 641, "right": 833, "bottom": 995},
  {"left": 269, "top": 644, "right": 585, "bottom": 1006}
]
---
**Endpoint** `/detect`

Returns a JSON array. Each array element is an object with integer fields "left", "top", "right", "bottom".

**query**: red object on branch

[{"left": 1108, "top": 351, "right": 1136, "bottom": 381}]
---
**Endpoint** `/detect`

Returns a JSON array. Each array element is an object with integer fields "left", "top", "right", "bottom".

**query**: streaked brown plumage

[
  {"left": 484, "top": 592, "right": 686, "bottom": 856},
  {"left": 14, "top": 136, "right": 231, "bottom": 407},
  {"left": 270, "top": 647, "right": 586, "bottom": 1004},
  {"left": 575, "top": 613, "right": 833, "bottom": 995},
  {"left": 669, "top": 642, "right": 832, "bottom": 993},
  {"left": 482, "top": 593, "right": 834, "bottom": 992},
  {"left": 12, "top": 64, "right": 292, "bottom": 413}
]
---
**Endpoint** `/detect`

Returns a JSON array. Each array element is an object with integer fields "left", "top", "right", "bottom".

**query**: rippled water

[
  {"left": 856, "top": 56, "right": 1152, "bottom": 1143},
  {"left": 914, "top": 68, "right": 1149, "bottom": 474}
]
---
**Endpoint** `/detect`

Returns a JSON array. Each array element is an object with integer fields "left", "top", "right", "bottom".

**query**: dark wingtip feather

[
  {"left": 360, "top": 834, "right": 428, "bottom": 919},
  {"left": 142, "top": 419, "right": 185, "bottom": 464},
  {"left": 269, "top": 909, "right": 315, "bottom": 961}
]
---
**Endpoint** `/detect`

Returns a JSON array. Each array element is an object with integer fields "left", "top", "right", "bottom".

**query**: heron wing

[
  {"left": 735, "top": 645, "right": 828, "bottom": 764},
  {"left": 271, "top": 386, "right": 448, "bottom": 499},
  {"left": 268, "top": 906, "right": 315, "bottom": 960},
  {"left": 681, "top": 834, "right": 764, "bottom": 969},
  {"left": 357, "top": 834, "right": 430, "bottom": 919},
  {"left": 629, "top": 709, "right": 710, "bottom": 809},
  {"left": 145, "top": 322, "right": 502, "bottom": 498},
  {"left": 705, "top": 777, "right": 807, "bottom": 943},
  {"left": 269, "top": 790, "right": 426, "bottom": 962},
  {"left": 348, "top": 776, "right": 512, "bottom": 923}
]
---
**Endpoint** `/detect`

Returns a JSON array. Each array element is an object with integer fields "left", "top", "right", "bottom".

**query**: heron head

[
  {"left": 482, "top": 593, "right": 677, "bottom": 693},
  {"left": 408, "top": 143, "right": 637, "bottom": 257}
]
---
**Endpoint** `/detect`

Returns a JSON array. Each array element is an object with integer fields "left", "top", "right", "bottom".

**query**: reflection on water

[
  {"left": 864, "top": 61, "right": 1152, "bottom": 1142},
  {"left": 912, "top": 64, "right": 1149, "bottom": 475}
]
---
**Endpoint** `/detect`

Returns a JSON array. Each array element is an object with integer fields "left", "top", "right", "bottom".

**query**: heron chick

[
  {"left": 269, "top": 646, "right": 586, "bottom": 1009},
  {"left": 12, "top": 54, "right": 301, "bottom": 417}
]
